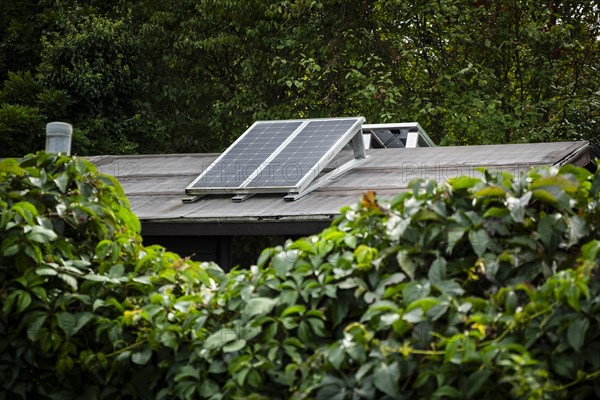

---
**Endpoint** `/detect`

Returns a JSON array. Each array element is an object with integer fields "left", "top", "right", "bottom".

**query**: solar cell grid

[
  {"left": 190, "top": 121, "right": 302, "bottom": 188},
  {"left": 249, "top": 119, "right": 360, "bottom": 188}
]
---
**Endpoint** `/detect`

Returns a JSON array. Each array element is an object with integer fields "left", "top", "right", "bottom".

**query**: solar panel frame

[{"left": 185, "top": 120, "right": 304, "bottom": 194}]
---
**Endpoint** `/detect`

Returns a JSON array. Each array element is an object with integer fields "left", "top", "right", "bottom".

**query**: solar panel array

[{"left": 186, "top": 117, "right": 364, "bottom": 195}]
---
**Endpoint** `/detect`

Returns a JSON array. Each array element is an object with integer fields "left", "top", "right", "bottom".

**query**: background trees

[{"left": 0, "top": 0, "right": 598, "bottom": 157}]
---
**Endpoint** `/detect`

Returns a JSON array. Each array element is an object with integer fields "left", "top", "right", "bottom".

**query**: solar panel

[
  {"left": 187, "top": 120, "right": 303, "bottom": 189},
  {"left": 248, "top": 118, "right": 362, "bottom": 190},
  {"left": 185, "top": 117, "right": 365, "bottom": 199},
  {"left": 370, "top": 129, "right": 407, "bottom": 148},
  {"left": 363, "top": 123, "right": 435, "bottom": 149}
]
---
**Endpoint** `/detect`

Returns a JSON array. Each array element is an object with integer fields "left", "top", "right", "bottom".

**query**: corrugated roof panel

[{"left": 89, "top": 141, "right": 592, "bottom": 224}]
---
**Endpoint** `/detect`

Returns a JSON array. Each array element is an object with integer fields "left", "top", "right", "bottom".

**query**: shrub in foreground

[
  {"left": 0, "top": 153, "right": 223, "bottom": 398},
  {"left": 1, "top": 153, "right": 600, "bottom": 399}
]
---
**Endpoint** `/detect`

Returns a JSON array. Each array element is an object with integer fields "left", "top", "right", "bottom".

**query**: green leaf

[
  {"left": 131, "top": 348, "right": 153, "bottom": 365},
  {"left": 281, "top": 304, "right": 306, "bottom": 318},
  {"left": 483, "top": 207, "right": 508, "bottom": 218},
  {"left": 199, "top": 379, "right": 219, "bottom": 397},
  {"left": 36, "top": 267, "right": 58, "bottom": 276},
  {"left": 469, "top": 229, "right": 490, "bottom": 257},
  {"left": 531, "top": 188, "right": 557, "bottom": 204},
  {"left": 552, "top": 353, "right": 577, "bottom": 378},
  {"left": 446, "top": 227, "right": 466, "bottom": 253},
  {"left": 57, "top": 312, "right": 77, "bottom": 337},
  {"left": 565, "top": 215, "right": 586, "bottom": 248},
  {"left": 354, "top": 245, "right": 378, "bottom": 268},
  {"left": 323, "top": 230, "right": 345, "bottom": 242},
  {"left": 109, "top": 264, "right": 125, "bottom": 277},
  {"left": 403, "top": 281, "right": 431, "bottom": 304},
  {"left": 448, "top": 176, "right": 480, "bottom": 190},
  {"left": 373, "top": 362, "right": 400, "bottom": 398},
  {"left": 327, "top": 343, "right": 345, "bottom": 370},
  {"left": 242, "top": 297, "right": 278, "bottom": 320},
  {"left": 0, "top": 158, "right": 24, "bottom": 176},
  {"left": 58, "top": 273, "right": 78, "bottom": 290},
  {"left": 537, "top": 214, "right": 558, "bottom": 247},
  {"left": 397, "top": 249, "right": 417, "bottom": 280},
  {"left": 473, "top": 186, "right": 505, "bottom": 198},
  {"left": 433, "top": 385, "right": 462, "bottom": 399},
  {"left": 307, "top": 318, "right": 326, "bottom": 336},
  {"left": 272, "top": 251, "right": 296, "bottom": 278},
  {"left": 54, "top": 172, "right": 69, "bottom": 193},
  {"left": 161, "top": 331, "right": 178, "bottom": 349},
  {"left": 344, "top": 235, "right": 357, "bottom": 249},
  {"left": 74, "top": 312, "right": 94, "bottom": 335},
  {"left": 567, "top": 318, "right": 589, "bottom": 352},
  {"left": 581, "top": 240, "right": 600, "bottom": 261},
  {"left": 317, "top": 385, "right": 346, "bottom": 400},
  {"left": 12, "top": 201, "right": 38, "bottom": 224},
  {"left": 435, "top": 280, "right": 464, "bottom": 296},
  {"left": 298, "top": 320, "right": 310, "bottom": 343},
  {"left": 2, "top": 244, "right": 20, "bottom": 257},
  {"left": 288, "top": 239, "right": 314, "bottom": 253},
  {"left": 175, "top": 365, "right": 200, "bottom": 382},
  {"left": 95, "top": 240, "right": 114, "bottom": 259},
  {"left": 223, "top": 339, "right": 246, "bottom": 353},
  {"left": 26, "top": 313, "right": 48, "bottom": 341},
  {"left": 402, "top": 307, "right": 424, "bottom": 323},
  {"left": 57, "top": 356, "right": 74, "bottom": 374},
  {"left": 2, "top": 291, "right": 18, "bottom": 314},
  {"left": 204, "top": 328, "right": 236, "bottom": 350},
  {"left": 257, "top": 247, "right": 276, "bottom": 268},
  {"left": 590, "top": 172, "right": 600, "bottom": 196},
  {"left": 208, "top": 360, "right": 227, "bottom": 374},
  {"left": 506, "top": 192, "right": 531, "bottom": 223},
  {"left": 16, "top": 291, "right": 31, "bottom": 313},
  {"left": 247, "top": 369, "right": 262, "bottom": 387},
  {"left": 428, "top": 257, "right": 447, "bottom": 284},
  {"left": 464, "top": 369, "right": 492, "bottom": 398},
  {"left": 413, "top": 209, "right": 443, "bottom": 222},
  {"left": 531, "top": 175, "right": 578, "bottom": 194},
  {"left": 406, "top": 297, "right": 441, "bottom": 313},
  {"left": 27, "top": 225, "right": 58, "bottom": 243}
]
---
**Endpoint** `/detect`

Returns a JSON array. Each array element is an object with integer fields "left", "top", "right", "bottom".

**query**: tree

[
  {"left": 266, "top": 0, "right": 600, "bottom": 144},
  {"left": 37, "top": 4, "right": 166, "bottom": 154},
  {"left": 0, "top": 71, "right": 70, "bottom": 157},
  {"left": 0, "top": 0, "right": 46, "bottom": 82},
  {"left": 0, "top": 0, "right": 598, "bottom": 156}
]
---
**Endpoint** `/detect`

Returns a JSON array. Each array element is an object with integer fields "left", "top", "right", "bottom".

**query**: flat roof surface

[{"left": 88, "top": 141, "right": 594, "bottom": 233}]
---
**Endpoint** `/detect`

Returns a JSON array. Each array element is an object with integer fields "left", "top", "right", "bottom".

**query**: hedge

[{"left": 1, "top": 152, "right": 600, "bottom": 399}]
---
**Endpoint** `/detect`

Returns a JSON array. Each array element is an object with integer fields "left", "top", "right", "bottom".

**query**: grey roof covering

[{"left": 88, "top": 141, "right": 595, "bottom": 234}]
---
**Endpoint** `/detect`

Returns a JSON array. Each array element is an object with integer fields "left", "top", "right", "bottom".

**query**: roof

[{"left": 88, "top": 141, "right": 596, "bottom": 236}]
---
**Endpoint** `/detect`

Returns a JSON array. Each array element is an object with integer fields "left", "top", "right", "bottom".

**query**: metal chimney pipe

[{"left": 45, "top": 122, "right": 73, "bottom": 155}]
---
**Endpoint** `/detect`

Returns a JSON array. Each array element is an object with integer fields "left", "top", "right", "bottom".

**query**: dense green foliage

[
  {"left": 0, "top": 153, "right": 223, "bottom": 397},
  {"left": 1, "top": 0, "right": 599, "bottom": 156},
  {"left": 3, "top": 152, "right": 600, "bottom": 399}
]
